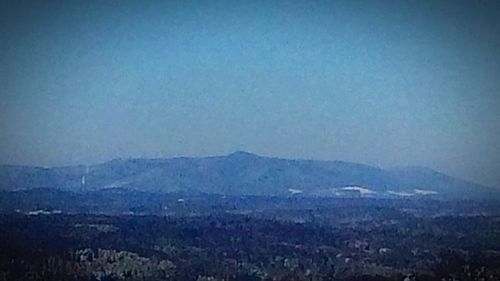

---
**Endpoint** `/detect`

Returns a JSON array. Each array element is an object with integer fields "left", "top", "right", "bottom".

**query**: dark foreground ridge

[{"left": 1, "top": 198, "right": 500, "bottom": 281}]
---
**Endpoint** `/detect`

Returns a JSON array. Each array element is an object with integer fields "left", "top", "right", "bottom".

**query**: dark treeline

[{"left": 1, "top": 199, "right": 500, "bottom": 281}]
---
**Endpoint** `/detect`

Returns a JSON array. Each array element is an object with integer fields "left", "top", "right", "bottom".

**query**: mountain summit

[{"left": 227, "top": 151, "right": 259, "bottom": 158}]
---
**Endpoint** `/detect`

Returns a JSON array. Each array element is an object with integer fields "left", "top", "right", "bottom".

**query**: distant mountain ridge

[{"left": 0, "top": 151, "right": 497, "bottom": 199}]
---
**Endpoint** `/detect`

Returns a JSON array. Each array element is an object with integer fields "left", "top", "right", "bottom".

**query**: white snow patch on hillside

[
  {"left": 340, "top": 186, "right": 376, "bottom": 194},
  {"left": 288, "top": 188, "right": 303, "bottom": 194},
  {"left": 414, "top": 189, "right": 438, "bottom": 195},
  {"left": 387, "top": 191, "right": 414, "bottom": 197}
]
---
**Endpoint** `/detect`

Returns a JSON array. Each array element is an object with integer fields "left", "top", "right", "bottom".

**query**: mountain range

[{"left": 0, "top": 151, "right": 497, "bottom": 199}]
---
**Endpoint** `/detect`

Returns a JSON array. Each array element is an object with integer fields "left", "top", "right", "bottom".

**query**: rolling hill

[{"left": 0, "top": 151, "right": 497, "bottom": 199}]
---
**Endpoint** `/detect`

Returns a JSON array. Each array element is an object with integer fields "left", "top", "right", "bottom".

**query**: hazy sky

[{"left": 1, "top": 0, "right": 499, "bottom": 188}]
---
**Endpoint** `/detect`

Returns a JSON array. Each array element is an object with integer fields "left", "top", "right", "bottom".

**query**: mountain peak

[{"left": 227, "top": 151, "right": 259, "bottom": 158}]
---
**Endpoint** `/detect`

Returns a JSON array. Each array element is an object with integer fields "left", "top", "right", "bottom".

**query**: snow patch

[
  {"left": 28, "top": 210, "right": 62, "bottom": 215},
  {"left": 387, "top": 191, "right": 414, "bottom": 197},
  {"left": 414, "top": 189, "right": 438, "bottom": 195},
  {"left": 340, "top": 186, "right": 376, "bottom": 195},
  {"left": 288, "top": 188, "right": 303, "bottom": 194},
  {"left": 387, "top": 189, "right": 438, "bottom": 197}
]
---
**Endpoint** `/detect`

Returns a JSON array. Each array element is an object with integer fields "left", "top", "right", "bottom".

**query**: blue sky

[{"left": 1, "top": 0, "right": 499, "bottom": 188}]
